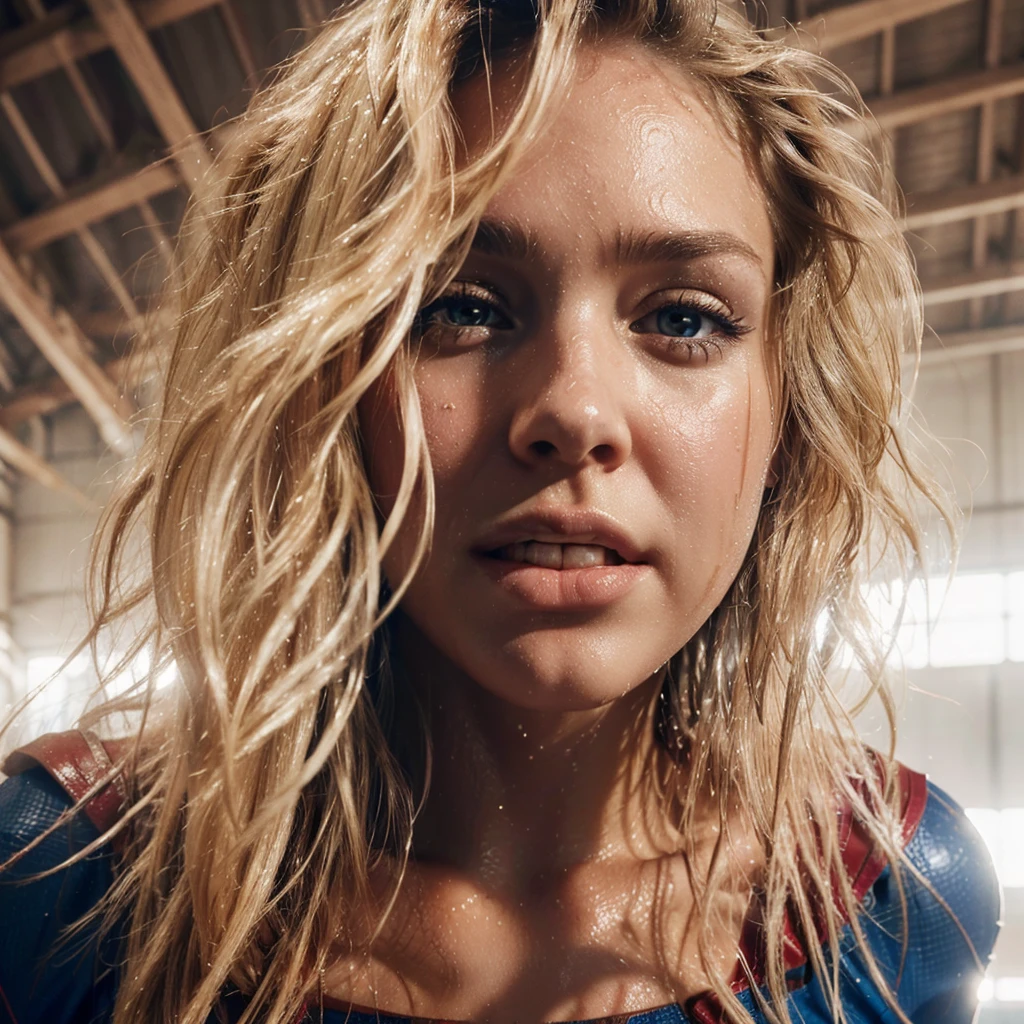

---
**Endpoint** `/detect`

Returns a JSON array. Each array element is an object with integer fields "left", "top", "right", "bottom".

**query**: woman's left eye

[{"left": 631, "top": 303, "right": 743, "bottom": 341}]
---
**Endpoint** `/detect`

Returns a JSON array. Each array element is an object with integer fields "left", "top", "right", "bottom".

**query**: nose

[{"left": 507, "top": 322, "right": 632, "bottom": 472}]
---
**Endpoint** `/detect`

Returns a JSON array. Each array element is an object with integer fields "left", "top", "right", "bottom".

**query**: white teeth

[
  {"left": 525, "top": 541, "right": 564, "bottom": 568},
  {"left": 562, "top": 544, "right": 607, "bottom": 568},
  {"left": 496, "top": 542, "right": 620, "bottom": 568}
]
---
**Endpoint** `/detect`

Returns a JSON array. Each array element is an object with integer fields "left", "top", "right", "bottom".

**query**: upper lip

[{"left": 472, "top": 508, "right": 648, "bottom": 564}]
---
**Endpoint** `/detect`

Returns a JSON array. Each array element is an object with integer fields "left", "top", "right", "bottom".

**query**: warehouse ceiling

[{"left": 0, "top": 0, "right": 1021, "bottom": 493}]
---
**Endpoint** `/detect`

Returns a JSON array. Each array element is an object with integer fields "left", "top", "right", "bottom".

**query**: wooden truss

[{"left": 1, "top": 0, "right": 1024, "bottom": 498}]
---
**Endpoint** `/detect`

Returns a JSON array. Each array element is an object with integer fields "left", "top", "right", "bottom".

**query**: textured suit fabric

[{"left": 0, "top": 765, "right": 1000, "bottom": 1024}]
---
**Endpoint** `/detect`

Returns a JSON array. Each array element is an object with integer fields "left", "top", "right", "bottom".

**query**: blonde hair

[{"left": 13, "top": 1, "right": 955, "bottom": 1022}]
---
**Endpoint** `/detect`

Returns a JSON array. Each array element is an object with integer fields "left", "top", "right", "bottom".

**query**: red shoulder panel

[
  {"left": 686, "top": 758, "right": 929, "bottom": 1024},
  {"left": 3, "top": 729, "right": 128, "bottom": 844}
]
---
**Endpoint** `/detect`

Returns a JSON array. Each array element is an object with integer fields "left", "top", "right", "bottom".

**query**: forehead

[{"left": 453, "top": 40, "right": 773, "bottom": 272}]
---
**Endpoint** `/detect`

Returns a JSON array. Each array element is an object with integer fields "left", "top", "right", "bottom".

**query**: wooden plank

[
  {"left": 870, "top": 62, "right": 1024, "bottom": 130},
  {"left": 0, "top": 238, "right": 133, "bottom": 454},
  {"left": 1, "top": 162, "right": 179, "bottom": 254},
  {"left": 966, "top": 0, "right": 1004, "bottom": 327},
  {"left": 0, "top": 5, "right": 77, "bottom": 60},
  {"left": 83, "top": 0, "right": 212, "bottom": 191},
  {"left": 917, "top": 324, "right": 1024, "bottom": 364},
  {"left": 217, "top": 0, "right": 256, "bottom": 84},
  {"left": 0, "top": 0, "right": 221, "bottom": 92},
  {"left": 904, "top": 175, "right": 1024, "bottom": 231},
  {"left": 781, "top": 0, "right": 969, "bottom": 52},
  {"left": 0, "top": 348, "right": 160, "bottom": 428},
  {"left": 0, "top": 377, "right": 74, "bottom": 427},
  {"left": 19, "top": 0, "right": 175, "bottom": 265},
  {"left": 0, "top": 425, "right": 97, "bottom": 511},
  {"left": 921, "top": 263, "right": 1024, "bottom": 306},
  {"left": 0, "top": 90, "right": 141, "bottom": 327}
]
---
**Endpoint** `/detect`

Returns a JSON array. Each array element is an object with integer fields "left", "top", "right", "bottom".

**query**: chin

[{"left": 460, "top": 631, "right": 671, "bottom": 713}]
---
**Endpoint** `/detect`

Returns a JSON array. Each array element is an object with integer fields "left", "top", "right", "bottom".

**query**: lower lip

[{"left": 474, "top": 555, "right": 651, "bottom": 610}]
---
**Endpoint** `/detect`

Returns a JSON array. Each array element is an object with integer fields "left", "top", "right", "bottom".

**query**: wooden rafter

[
  {"left": 0, "top": 237, "right": 133, "bottom": 455},
  {"left": 19, "top": 0, "right": 174, "bottom": 263},
  {"left": 921, "top": 263, "right": 1024, "bottom": 306},
  {"left": 217, "top": 0, "right": 257, "bottom": 84},
  {"left": 0, "top": 347, "right": 161, "bottom": 430},
  {"left": 0, "top": 91, "right": 142, "bottom": 331},
  {"left": 0, "top": 0, "right": 222, "bottom": 91},
  {"left": 0, "top": 424, "right": 97, "bottom": 511},
  {"left": 870, "top": 62, "right": 1024, "bottom": 130},
  {"left": 83, "top": 0, "right": 212, "bottom": 192},
  {"left": 919, "top": 324, "right": 1024, "bottom": 363},
  {"left": 905, "top": 175, "right": 1024, "bottom": 230},
  {"left": 783, "top": 0, "right": 969, "bottom": 52},
  {"left": 967, "top": 0, "right": 1004, "bottom": 326},
  {"left": 1, "top": 162, "right": 179, "bottom": 256}
]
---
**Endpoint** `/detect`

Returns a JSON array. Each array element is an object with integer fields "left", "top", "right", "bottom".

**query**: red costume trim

[
  {"left": 3, "top": 729, "right": 129, "bottom": 851},
  {"left": 687, "top": 760, "right": 928, "bottom": 1024},
  {"left": 3, "top": 734, "right": 928, "bottom": 1024}
]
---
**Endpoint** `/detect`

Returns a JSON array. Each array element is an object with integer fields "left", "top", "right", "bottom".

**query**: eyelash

[
  {"left": 415, "top": 283, "right": 751, "bottom": 361},
  {"left": 630, "top": 293, "right": 752, "bottom": 362},
  {"left": 414, "top": 282, "right": 512, "bottom": 339}
]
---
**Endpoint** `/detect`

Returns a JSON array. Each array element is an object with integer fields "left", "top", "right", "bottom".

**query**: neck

[{"left": 390, "top": 617, "right": 683, "bottom": 891}]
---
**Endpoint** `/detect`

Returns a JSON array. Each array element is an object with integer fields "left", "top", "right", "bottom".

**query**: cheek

[
  {"left": 649, "top": 372, "right": 774, "bottom": 512},
  {"left": 414, "top": 359, "right": 494, "bottom": 481},
  {"left": 643, "top": 365, "right": 775, "bottom": 606}
]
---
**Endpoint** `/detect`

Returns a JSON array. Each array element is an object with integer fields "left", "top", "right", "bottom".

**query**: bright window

[
  {"left": 965, "top": 807, "right": 1024, "bottom": 889},
  {"left": 873, "top": 571, "right": 1024, "bottom": 669}
]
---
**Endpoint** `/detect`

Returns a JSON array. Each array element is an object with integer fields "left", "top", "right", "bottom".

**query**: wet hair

[{"left": 7, "top": 2, "right": 956, "bottom": 1022}]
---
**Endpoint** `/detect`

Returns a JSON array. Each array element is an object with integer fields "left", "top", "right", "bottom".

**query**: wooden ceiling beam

[
  {"left": 0, "top": 424, "right": 97, "bottom": 511},
  {"left": 0, "top": 0, "right": 222, "bottom": 91},
  {"left": 904, "top": 175, "right": 1024, "bottom": 231},
  {"left": 83, "top": 0, "right": 212, "bottom": 191},
  {"left": 783, "top": 0, "right": 969, "bottom": 52},
  {"left": 20, "top": 0, "right": 174, "bottom": 264},
  {"left": 870, "top": 62, "right": 1024, "bottom": 130},
  {"left": 1, "top": 162, "right": 179, "bottom": 254},
  {"left": 966, "top": 0, "right": 1003, "bottom": 327},
  {"left": 0, "top": 90, "right": 142, "bottom": 330},
  {"left": 917, "top": 324, "right": 1024, "bottom": 363},
  {"left": 0, "top": 238, "right": 133, "bottom": 454},
  {"left": 0, "top": 347, "right": 161, "bottom": 429},
  {"left": 921, "top": 263, "right": 1024, "bottom": 306}
]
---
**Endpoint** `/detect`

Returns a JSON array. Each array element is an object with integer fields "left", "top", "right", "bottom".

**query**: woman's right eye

[{"left": 416, "top": 288, "right": 513, "bottom": 335}]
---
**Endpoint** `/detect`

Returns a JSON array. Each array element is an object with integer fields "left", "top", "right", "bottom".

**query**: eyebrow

[
  {"left": 470, "top": 219, "right": 542, "bottom": 261},
  {"left": 469, "top": 218, "right": 764, "bottom": 269},
  {"left": 612, "top": 228, "right": 764, "bottom": 269}
]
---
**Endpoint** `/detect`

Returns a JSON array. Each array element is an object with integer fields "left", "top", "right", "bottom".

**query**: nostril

[
  {"left": 530, "top": 440, "right": 557, "bottom": 457},
  {"left": 591, "top": 443, "right": 617, "bottom": 464}
]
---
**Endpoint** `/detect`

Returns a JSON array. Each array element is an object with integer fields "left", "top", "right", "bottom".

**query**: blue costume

[{"left": 0, "top": 739, "right": 1001, "bottom": 1024}]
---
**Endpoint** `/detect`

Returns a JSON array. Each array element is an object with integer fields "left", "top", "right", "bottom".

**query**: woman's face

[{"left": 361, "top": 41, "right": 777, "bottom": 712}]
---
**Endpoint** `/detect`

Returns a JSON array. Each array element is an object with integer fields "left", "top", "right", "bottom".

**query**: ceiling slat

[
  {"left": 0, "top": 91, "right": 142, "bottom": 331},
  {"left": 905, "top": 176, "right": 1024, "bottom": 230},
  {"left": 0, "top": 238, "right": 133, "bottom": 454},
  {"left": 83, "top": 0, "right": 212, "bottom": 191},
  {"left": 918, "top": 324, "right": 1024, "bottom": 362},
  {"left": 20, "top": 0, "right": 174, "bottom": 264},
  {"left": 783, "top": 0, "right": 970, "bottom": 51},
  {"left": 1, "top": 163, "right": 180, "bottom": 255},
  {"left": 0, "top": 0, "right": 222, "bottom": 91},
  {"left": 921, "top": 264, "right": 1024, "bottom": 305},
  {"left": 0, "top": 424, "right": 96, "bottom": 510},
  {"left": 871, "top": 63, "right": 1024, "bottom": 130}
]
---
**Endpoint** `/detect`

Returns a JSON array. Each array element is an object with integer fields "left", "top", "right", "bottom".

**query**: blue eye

[
  {"left": 631, "top": 299, "right": 747, "bottom": 345},
  {"left": 419, "top": 293, "right": 511, "bottom": 331},
  {"left": 656, "top": 306, "right": 707, "bottom": 338}
]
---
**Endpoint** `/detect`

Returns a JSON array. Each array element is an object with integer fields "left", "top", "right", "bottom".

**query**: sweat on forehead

[{"left": 449, "top": 40, "right": 773, "bottom": 302}]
